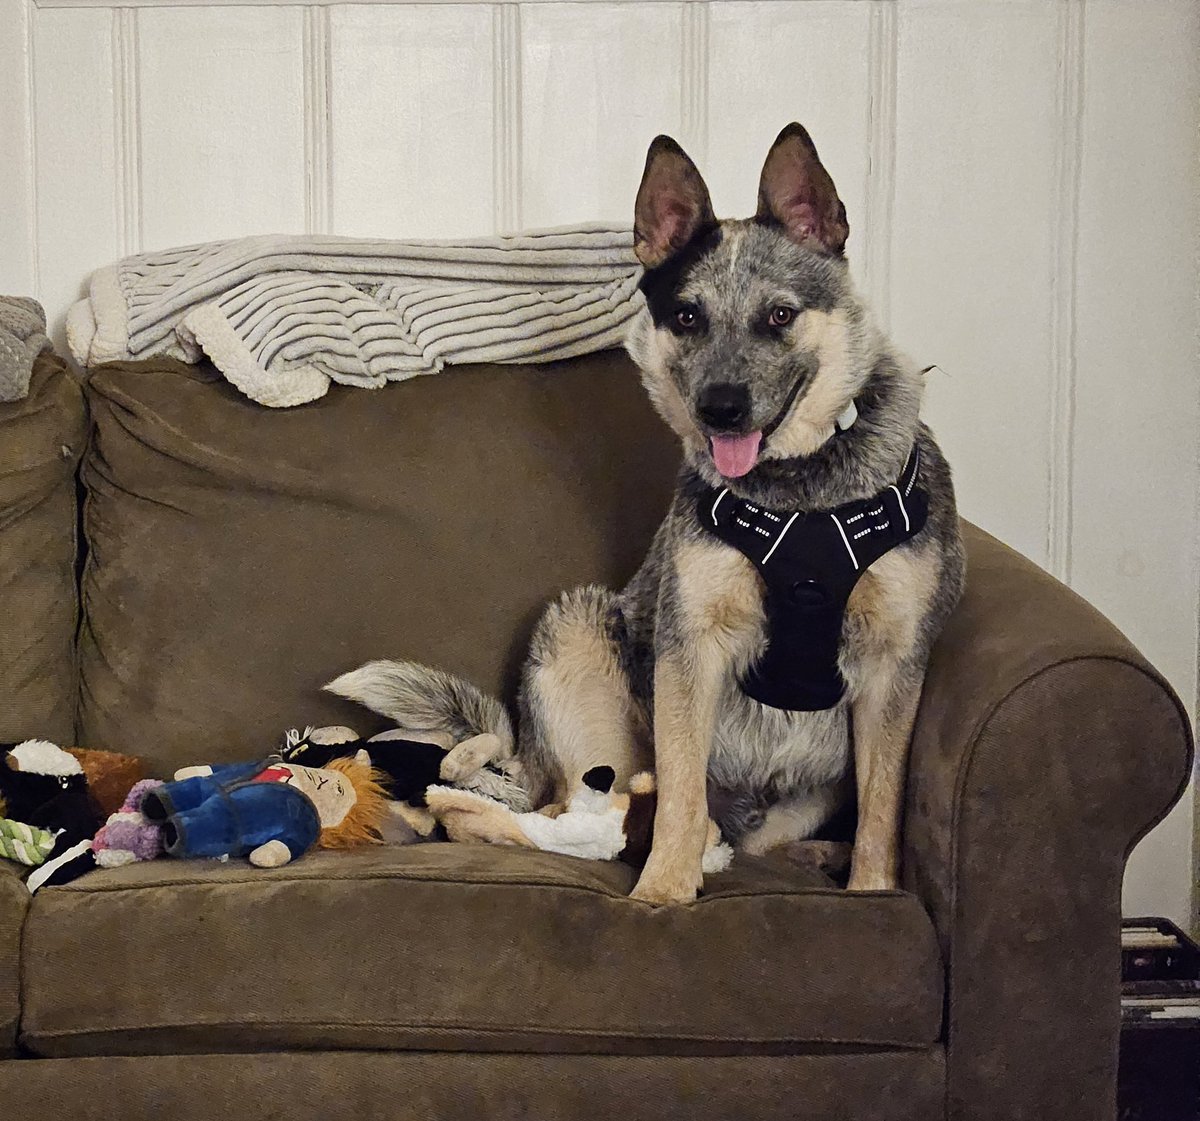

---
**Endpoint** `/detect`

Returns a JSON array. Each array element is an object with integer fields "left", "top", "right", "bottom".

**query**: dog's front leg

[
  {"left": 630, "top": 540, "right": 758, "bottom": 906},
  {"left": 846, "top": 667, "right": 923, "bottom": 892},
  {"left": 629, "top": 650, "right": 721, "bottom": 905}
]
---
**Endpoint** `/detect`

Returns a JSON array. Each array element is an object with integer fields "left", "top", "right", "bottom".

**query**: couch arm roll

[{"left": 904, "top": 523, "right": 1193, "bottom": 1120}]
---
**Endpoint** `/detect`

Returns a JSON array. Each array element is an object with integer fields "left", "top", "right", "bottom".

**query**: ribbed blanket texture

[{"left": 67, "top": 225, "right": 643, "bottom": 407}]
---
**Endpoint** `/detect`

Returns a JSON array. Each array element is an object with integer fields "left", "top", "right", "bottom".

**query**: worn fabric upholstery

[
  {"left": 1, "top": 1050, "right": 947, "bottom": 1120},
  {"left": 77, "top": 353, "right": 678, "bottom": 776},
  {"left": 905, "top": 523, "right": 1195, "bottom": 1121},
  {"left": 21, "top": 846, "right": 942, "bottom": 1058},
  {"left": 0, "top": 350, "right": 85, "bottom": 743},
  {"left": 0, "top": 861, "right": 28, "bottom": 1058}
]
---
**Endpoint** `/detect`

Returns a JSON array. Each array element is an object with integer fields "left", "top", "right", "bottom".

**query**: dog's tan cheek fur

[
  {"left": 631, "top": 323, "right": 707, "bottom": 456},
  {"left": 763, "top": 307, "right": 859, "bottom": 460}
]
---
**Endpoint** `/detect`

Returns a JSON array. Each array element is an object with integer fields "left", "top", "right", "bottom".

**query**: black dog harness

[{"left": 697, "top": 446, "right": 928, "bottom": 711}]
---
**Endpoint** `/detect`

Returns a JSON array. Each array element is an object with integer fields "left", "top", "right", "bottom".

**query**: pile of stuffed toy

[{"left": 0, "top": 720, "right": 732, "bottom": 894}]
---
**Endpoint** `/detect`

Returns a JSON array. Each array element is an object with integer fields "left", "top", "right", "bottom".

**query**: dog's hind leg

[
  {"left": 738, "top": 778, "right": 850, "bottom": 856},
  {"left": 520, "top": 586, "right": 651, "bottom": 803}
]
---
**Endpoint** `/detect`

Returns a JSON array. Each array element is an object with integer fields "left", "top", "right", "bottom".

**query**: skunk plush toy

[{"left": 0, "top": 740, "right": 101, "bottom": 890}]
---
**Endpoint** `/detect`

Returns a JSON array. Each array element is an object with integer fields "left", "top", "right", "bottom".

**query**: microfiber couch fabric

[{"left": 0, "top": 347, "right": 1191, "bottom": 1121}]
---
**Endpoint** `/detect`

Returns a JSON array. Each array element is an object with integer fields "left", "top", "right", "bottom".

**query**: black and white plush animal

[{"left": 0, "top": 740, "right": 101, "bottom": 890}]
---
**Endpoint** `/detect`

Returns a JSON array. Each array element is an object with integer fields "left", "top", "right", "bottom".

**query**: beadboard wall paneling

[
  {"left": 1071, "top": 0, "right": 1199, "bottom": 923},
  {"left": 0, "top": 0, "right": 36, "bottom": 296},
  {"left": 31, "top": 5, "right": 122, "bottom": 340},
  {"left": 137, "top": 5, "right": 308, "bottom": 251},
  {"left": 890, "top": 0, "right": 1061, "bottom": 571},
  {"left": 519, "top": 3, "right": 684, "bottom": 228},
  {"left": 328, "top": 4, "right": 497, "bottom": 237},
  {"left": 0, "top": 0, "right": 1195, "bottom": 928}
]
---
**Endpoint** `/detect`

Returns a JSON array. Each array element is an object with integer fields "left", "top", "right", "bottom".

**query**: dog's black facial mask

[{"left": 634, "top": 124, "right": 852, "bottom": 480}]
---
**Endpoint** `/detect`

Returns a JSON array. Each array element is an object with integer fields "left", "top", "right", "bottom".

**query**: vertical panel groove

[
  {"left": 1047, "top": 0, "right": 1084, "bottom": 582},
  {"left": 25, "top": 0, "right": 41, "bottom": 295},
  {"left": 492, "top": 4, "right": 521, "bottom": 233},
  {"left": 303, "top": 6, "right": 331, "bottom": 235},
  {"left": 864, "top": 0, "right": 897, "bottom": 331},
  {"left": 113, "top": 7, "right": 142, "bottom": 257},
  {"left": 680, "top": 1, "right": 709, "bottom": 163}
]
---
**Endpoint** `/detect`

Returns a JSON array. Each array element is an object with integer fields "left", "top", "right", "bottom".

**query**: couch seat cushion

[{"left": 21, "top": 846, "right": 942, "bottom": 1057}]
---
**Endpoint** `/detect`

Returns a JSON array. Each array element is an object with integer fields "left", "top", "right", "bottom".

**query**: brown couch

[{"left": 0, "top": 347, "right": 1192, "bottom": 1120}]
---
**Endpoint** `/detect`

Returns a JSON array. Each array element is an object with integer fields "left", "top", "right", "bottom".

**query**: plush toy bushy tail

[{"left": 324, "top": 661, "right": 514, "bottom": 752}]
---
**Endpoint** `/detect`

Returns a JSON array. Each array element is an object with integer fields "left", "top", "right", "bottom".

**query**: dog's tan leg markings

[
  {"left": 632, "top": 540, "right": 762, "bottom": 905},
  {"left": 527, "top": 592, "right": 650, "bottom": 798},
  {"left": 439, "top": 733, "right": 507, "bottom": 783},
  {"left": 739, "top": 778, "right": 848, "bottom": 856},
  {"left": 847, "top": 678, "right": 922, "bottom": 891},
  {"left": 630, "top": 654, "right": 718, "bottom": 904},
  {"left": 843, "top": 548, "right": 938, "bottom": 891}
]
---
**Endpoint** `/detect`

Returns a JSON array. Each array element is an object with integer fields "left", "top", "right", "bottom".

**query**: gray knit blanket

[
  {"left": 0, "top": 297, "right": 52, "bottom": 403},
  {"left": 67, "top": 225, "right": 642, "bottom": 407}
]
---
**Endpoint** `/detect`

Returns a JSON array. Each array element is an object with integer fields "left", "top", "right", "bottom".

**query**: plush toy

[
  {"left": 91, "top": 779, "right": 166, "bottom": 868},
  {"left": 0, "top": 817, "right": 58, "bottom": 866},
  {"left": 141, "top": 751, "right": 389, "bottom": 868},
  {"left": 281, "top": 725, "right": 530, "bottom": 823},
  {"left": 424, "top": 767, "right": 734, "bottom": 874},
  {"left": 67, "top": 748, "right": 146, "bottom": 818},
  {"left": 0, "top": 740, "right": 101, "bottom": 890}
]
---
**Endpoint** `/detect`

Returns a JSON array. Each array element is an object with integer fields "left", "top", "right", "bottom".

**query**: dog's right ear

[{"left": 633, "top": 135, "right": 715, "bottom": 269}]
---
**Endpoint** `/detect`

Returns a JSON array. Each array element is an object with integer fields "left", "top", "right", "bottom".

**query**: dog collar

[{"left": 697, "top": 445, "right": 928, "bottom": 711}]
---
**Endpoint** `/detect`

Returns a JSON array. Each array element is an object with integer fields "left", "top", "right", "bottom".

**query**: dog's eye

[
  {"left": 769, "top": 306, "right": 795, "bottom": 328},
  {"left": 675, "top": 307, "right": 699, "bottom": 330}
]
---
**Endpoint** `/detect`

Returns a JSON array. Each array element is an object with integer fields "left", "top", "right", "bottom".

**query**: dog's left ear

[{"left": 756, "top": 123, "right": 848, "bottom": 257}]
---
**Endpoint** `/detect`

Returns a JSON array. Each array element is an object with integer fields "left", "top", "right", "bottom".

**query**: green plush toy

[{"left": 0, "top": 816, "right": 58, "bottom": 866}]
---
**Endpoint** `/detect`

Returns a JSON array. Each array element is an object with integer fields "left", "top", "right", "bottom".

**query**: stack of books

[{"left": 1119, "top": 917, "right": 1200, "bottom": 1121}]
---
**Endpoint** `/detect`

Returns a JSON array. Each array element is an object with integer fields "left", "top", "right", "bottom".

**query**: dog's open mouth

[{"left": 710, "top": 431, "right": 763, "bottom": 478}]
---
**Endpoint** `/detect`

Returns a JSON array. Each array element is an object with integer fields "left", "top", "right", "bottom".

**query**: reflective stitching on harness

[
  {"left": 831, "top": 514, "right": 859, "bottom": 570},
  {"left": 761, "top": 511, "right": 800, "bottom": 564}
]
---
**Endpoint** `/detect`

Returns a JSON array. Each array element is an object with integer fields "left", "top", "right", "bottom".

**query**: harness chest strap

[{"left": 697, "top": 445, "right": 929, "bottom": 712}]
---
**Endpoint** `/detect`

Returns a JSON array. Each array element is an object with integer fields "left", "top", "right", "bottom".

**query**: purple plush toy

[{"left": 92, "top": 779, "right": 166, "bottom": 868}]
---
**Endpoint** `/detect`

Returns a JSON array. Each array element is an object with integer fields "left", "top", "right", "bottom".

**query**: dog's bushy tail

[{"left": 324, "top": 661, "right": 514, "bottom": 750}]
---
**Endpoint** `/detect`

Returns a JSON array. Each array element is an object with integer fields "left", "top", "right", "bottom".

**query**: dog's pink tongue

[{"left": 711, "top": 431, "right": 763, "bottom": 478}]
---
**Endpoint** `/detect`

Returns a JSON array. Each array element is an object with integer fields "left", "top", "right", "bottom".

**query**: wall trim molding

[
  {"left": 680, "top": 1, "right": 709, "bottom": 163},
  {"left": 492, "top": 2, "right": 521, "bottom": 233},
  {"left": 1046, "top": 0, "right": 1084, "bottom": 583},
  {"left": 112, "top": 6, "right": 142, "bottom": 257},
  {"left": 863, "top": 0, "right": 897, "bottom": 331},
  {"left": 303, "top": 5, "right": 331, "bottom": 235}
]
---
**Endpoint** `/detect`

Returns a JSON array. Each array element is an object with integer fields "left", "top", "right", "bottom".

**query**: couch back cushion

[
  {"left": 0, "top": 350, "right": 86, "bottom": 743},
  {"left": 77, "top": 353, "right": 678, "bottom": 775}
]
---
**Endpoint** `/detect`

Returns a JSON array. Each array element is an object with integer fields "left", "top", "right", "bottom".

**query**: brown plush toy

[{"left": 67, "top": 748, "right": 146, "bottom": 818}]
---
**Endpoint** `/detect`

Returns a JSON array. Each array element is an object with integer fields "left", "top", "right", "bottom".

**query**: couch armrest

[
  {"left": 0, "top": 859, "right": 29, "bottom": 1057},
  {"left": 904, "top": 522, "right": 1194, "bottom": 1120}
]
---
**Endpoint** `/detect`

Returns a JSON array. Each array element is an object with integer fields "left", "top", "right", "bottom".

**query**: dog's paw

[
  {"left": 438, "top": 733, "right": 502, "bottom": 783},
  {"left": 846, "top": 862, "right": 898, "bottom": 893},
  {"left": 630, "top": 868, "right": 700, "bottom": 906}
]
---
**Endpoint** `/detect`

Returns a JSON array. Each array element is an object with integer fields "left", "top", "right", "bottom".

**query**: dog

[{"left": 327, "top": 123, "right": 965, "bottom": 905}]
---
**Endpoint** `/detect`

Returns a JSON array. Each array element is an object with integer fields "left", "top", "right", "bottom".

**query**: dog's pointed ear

[
  {"left": 756, "top": 123, "right": 848, "bottom": 257},
  {"left": 634, "top": 135, "right": 716, "bottom": 269}
]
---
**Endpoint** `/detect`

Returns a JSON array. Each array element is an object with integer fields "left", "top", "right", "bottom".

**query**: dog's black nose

[{"left": 697, "top": 383, "right": 751, "bottom": 430}]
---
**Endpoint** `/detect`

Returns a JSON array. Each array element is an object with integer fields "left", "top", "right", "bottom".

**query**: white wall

[{"left": 1, "top": 0, "right": 1196, "bottom": 927}]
